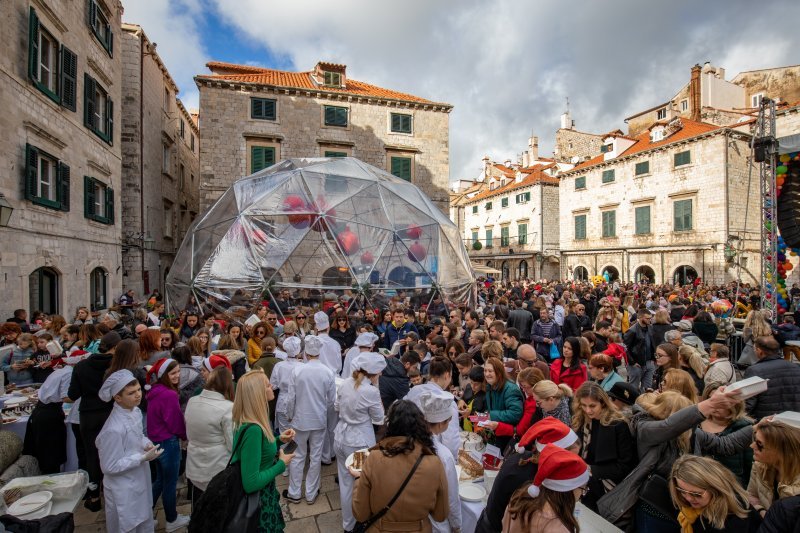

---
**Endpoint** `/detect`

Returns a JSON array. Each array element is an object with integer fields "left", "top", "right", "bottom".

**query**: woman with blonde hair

[
  {"left": 669, "top": 455, "right": 759, "bottom": 532},
  {"left": 738, "top": 309, "right": 773, "bottom": 365},
  {"left": 230, "top": 370, "right": 296, "bottom": 532},
  {"left": 651, "top": 309, "right": 675, "bottom": 347},
  {"left": 481, "top": 339, "right": 503, "bottom": 361},
  {"left": 661, "top": 368, "right": 699, "bottom": 403},
  {"left": 747, "top": 417, "right": 800, "bottom": 514},
  {"left": 678, "top": 346, "right": 706, "bottom": 395},
  {"left": 531, "top": 380, "right": 573, "bottom": 426}
]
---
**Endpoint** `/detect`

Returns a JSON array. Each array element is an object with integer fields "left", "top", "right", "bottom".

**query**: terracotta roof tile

[
  {"left": 568, "top": 119, "right": 721, "bottom": 172},
  {"left": 468, "top": 167, "right": 558, "bottom": 203},
  {"left": 199, "top": 61, "right": 449, "bottom": 106}
]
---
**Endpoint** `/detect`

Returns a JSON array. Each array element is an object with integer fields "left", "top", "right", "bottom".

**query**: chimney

[
  {"left": 482, "top": 156, "right": 491, "bottom": 181},
  {"left": 689, "top": 64, "right": 701, "bottom": 122},
  {"left": 529, "top": 136, "right": 539, "bottom": 161},
  {"left": 503, "top": 159, "right": 512, "bottom": 168},
  {"left": 560, "top": 111, "right": 573, "bottom": 130}
]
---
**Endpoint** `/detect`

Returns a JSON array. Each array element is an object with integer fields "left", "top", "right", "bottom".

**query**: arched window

[
  {"left": 601, "top": 266, "right": 620, "bottom": 282},
  {"left": 90, "top": 267, "right": 108, "bottom": 311},
  {"left": 634, "top": 265, "right": 656, "bottom": 284},
  {"left": 573, "top": 266, "right": 589, "bottom": 281},
  {"left": 518, "top": 260, "right": 528, "bottom": 279},
  {"left": 673, "top": 265, "right": 699, "bottom": 286},
  {"left": 501, "top": 261, "right": 510, "bottom": 281},
  {"left": 30, "top": 267, "right": 59, "bottom": 314}
]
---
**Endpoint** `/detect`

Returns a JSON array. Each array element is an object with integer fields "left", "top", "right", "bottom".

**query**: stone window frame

[
  {"left": 601, "top": 169, "right": 615, "bottom": 184},
  {"left": 574, "top": 176, "right": 587, "bottom": 190},
  {"left": 517, "top": 221, "right": 529, "bottom": 245},
  {"left": 672, "top": 195, "right": 695, "bottom": 233},
  {"left": 322, "top": 104, "right": 350, "bottom": 130},
  {"left": 28, "top": 7, "right": 78, "bottom": 111},
  {"left": 573, "top": 210, "right": 588, "bottom": 241},
  {"left": 388, "top": 111, "right": 414, "bottom": 136},
  {"left": 83, "top": 175, "right": 114, "bottom": 224},
  {"left": 634, "top": 160, "right": 651, "bottom": 177},
  {"left": 24, "top": 143, "right": 70, "bottom": 212},
  {"left": 246, "top": 139, "right": 281, "bottom": 175},
  {"left": 633, "top": 204, "right": 652, "bottom": 236},
  {"left": 601, "top": 209, "right": 616, "bottom": 239},
  {"left": 386, "top": 150, "right": 415, "bottom": 182},
  {"left": 674, "top": 150, "right": 692, "bottom": 168}
]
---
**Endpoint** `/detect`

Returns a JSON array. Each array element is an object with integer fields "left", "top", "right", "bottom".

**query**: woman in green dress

[{"left": 231, "top": 369, "right": 296, "bottom": 531}]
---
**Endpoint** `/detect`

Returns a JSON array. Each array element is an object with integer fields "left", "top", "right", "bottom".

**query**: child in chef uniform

[{"left": 96, "top": 369, "right": 163, "bottom": 532}]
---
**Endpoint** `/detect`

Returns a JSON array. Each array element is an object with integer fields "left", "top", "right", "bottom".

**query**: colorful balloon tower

[{"left": 771, "top": 152, "right": 800, "bottom": 315}]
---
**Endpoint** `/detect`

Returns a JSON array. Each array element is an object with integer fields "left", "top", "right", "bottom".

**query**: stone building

[
  {"left": 558, "top": 118, "right": 758, "bottom": 285},
  {"left": 0, "top": 0, "right": 123, "bottom": 319},
  {"left": 464, "top": 156, "right": 562, "bottom": 281},
  {"left": 553, "top": 111, "right": 604, "bottom": 164},
  {"left": 120, "top": 24, "right": 200, "bottom": 297},
  {"left": 195, "top": 61, "right": 452, "bottom": 213}
]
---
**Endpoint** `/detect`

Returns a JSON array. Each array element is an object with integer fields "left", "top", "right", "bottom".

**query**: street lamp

[
  {"left": 0, "top": 193, "right": 14, "bottom": 227},
  {"left": 143, "top": 235, "right": 155, "bottom": 250}
]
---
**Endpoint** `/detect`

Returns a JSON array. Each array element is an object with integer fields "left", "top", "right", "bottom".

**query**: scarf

[
  {"left": 677, "top": 506, "right": 703, "bottom": 533},
  {"left": 544, "top": 397, "right": 571, "bottom": 426}
]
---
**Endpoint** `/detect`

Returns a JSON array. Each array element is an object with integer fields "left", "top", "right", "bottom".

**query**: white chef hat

[
  {"left": 99, "top": 369, "right": 137, "bottom": 402},
  {"left": 304, "top": 335, "right": 322, "bottom": 356},
  {"left": 354, "top": 332, "right": 379, "bottom": 348},
  {"left": 418, "top": 390, "right": 455, "bottom": 424},
  {"left": 283, "top": 337, "right": 302, "bottom": 359},
  {"left": 353, "top": 352, "right": 387, "bottom": 375},
  {"left": 314, "top": 311, "right": 330, "bottom": 330}
]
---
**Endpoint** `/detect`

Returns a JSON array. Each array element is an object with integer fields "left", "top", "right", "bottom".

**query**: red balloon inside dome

[
  {"left": 336, "top": 227, "right": 360, "bottom": 256},
  {"left": 283, "top": 195, "right": 312, "bottom": 229},
  {"left": 404, "top": 225, "right": 423, "bottom": 240},
  {"left": 360, "top": 251, "right": 374, "bottom": 265},
  {"left": 408, "top": 242, "right": 427, "bottom": 262}
]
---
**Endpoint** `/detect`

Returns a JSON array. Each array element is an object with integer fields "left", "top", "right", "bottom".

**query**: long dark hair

[
  {"left": 106, "top": 339, "right": 140, "bottom": 378},
  {"left": 506, "top": 485, "right": 579, "bottom": 532},
  {"left": 204, "top": 366, "right": 234, "bottom": 401},
  {"left": 379, "top": 400, "right": 435, "bottom": 457},
  {"left": 563, "top": 337, "right": 583, "bottom": 371}
]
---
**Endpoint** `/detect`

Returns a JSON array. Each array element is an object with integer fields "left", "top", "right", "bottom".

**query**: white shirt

[
  {"left": 185, "top": 390, "right": 234, "bottom": 491},
  {"left": 146, "top": 312, "right": 161, "bottom": 328},
  {"left": 38, "top": 366, "right": 72, "bottom": 404},
  {"left": 318, "top": 332, "right": 343, "bottom": 374},
  {"left": 96, "top": 403, "right": 153, "bottom": 533},
  {"left": 334, "top": 377, "right": 384, "bottom": 448},
  {"left": 286, "top": 359, "right": 336, "bottom": 431},
  {"left": 271, "top": 358, "right": 303, "bottom": 414},
  {"left": 404, "top": 383, "right": 461, "bottom": 461},
  {"left": 431, "top": 442, "right": 462, "bottom": 533},
  {"left": 341, "top": 346, "right": 364, "bottom": 378}
]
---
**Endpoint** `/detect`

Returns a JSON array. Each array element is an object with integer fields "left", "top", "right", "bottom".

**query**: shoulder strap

[
  {"left": 361, "top": 452, "right": 425, "bottom": 529},
  {"left": 228, "top": 423, "right": 258, "bottom": 466}
]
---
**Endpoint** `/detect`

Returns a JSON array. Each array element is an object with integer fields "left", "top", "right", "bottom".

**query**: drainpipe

[
  {"left": 539, "top": 185, "right": 544, "bottom": 277},
  {"left": 139, "top": 32, "right": 145, "bottom": 294}
]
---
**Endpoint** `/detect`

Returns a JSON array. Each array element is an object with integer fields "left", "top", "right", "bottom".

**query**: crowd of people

[{"left": 2, "top": 277, "right": 800, "bottom": 532}]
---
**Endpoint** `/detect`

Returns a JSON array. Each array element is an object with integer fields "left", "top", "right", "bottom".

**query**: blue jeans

[
  {"left": 628, "top": 360, "right": 655, "bottom": 392},
  {"left": 152, "top": 436, "right": 181, "bottom": 522}
]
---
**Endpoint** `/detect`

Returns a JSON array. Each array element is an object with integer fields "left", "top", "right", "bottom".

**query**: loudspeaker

[{"left": 778, "top": 163, "right": 800, "bottom": 249}]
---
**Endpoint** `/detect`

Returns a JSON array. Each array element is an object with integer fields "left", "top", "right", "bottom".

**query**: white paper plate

[
  {"left": 13, "top": 500, "right": 52, "bottom": 519},
  {"left": 3, "top": 396, "right": 27, "bottom": 407},
  {"left": 459, "top": 482, "right": 486, "bottom": 502},
  {"left": 8, "top": 491, "right": 53, "bottom": 516},
  {"left": 345, "top": 448, "right": 371, "bottom": 472}
]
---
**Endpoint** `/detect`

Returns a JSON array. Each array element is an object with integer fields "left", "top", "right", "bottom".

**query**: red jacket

[
  {"left": 494, "top": 394, "right": 537, "bottom": 438},
  {"left": 550, "top": 359, "right": 588, "bottom": 391}
]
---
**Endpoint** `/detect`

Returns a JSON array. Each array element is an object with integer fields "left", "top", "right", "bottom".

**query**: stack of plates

[{"left": 7, "top": 491, "right": 53, "bottom": 519}]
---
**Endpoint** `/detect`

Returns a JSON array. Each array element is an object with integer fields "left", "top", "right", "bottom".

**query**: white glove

[{"left": 142, "top": 445, "right": 163, "bottom": 462}]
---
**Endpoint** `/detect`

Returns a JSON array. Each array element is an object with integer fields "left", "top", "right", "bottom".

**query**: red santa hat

[
  {"left": 516, "top": 417, "right": 578, "bottom": 453},
  {"left": 145, "top": 358, "right": 175, "bottom": 389},
  {"left": 203, "top": 354, "right": 232, "bottom": 372},
  {"left": 527, "top": 445, "right": 590, "bottom": 498}
]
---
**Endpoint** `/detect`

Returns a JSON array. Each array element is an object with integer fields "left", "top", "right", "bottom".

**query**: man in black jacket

[
  {"left": 506, "top": 300, "right": 533, "bottom": 344},
  {"left": 744, "top": 335, "right": 800, "bottom": 420},
  {"left": 378, "top": 351, "right": 411, "bottom": 409},
  {"left": 623, "top": 308, "right": 655, "bottom": 391}
]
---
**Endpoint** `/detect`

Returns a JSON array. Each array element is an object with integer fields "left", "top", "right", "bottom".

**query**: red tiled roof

[
  {"left": 568, "top": 119, "right": 721, "bottom": 172},
  {"left": 469, "top": 165, "right": 558, "bottom": 203},
  {"left": 198, "top": 61, "right": 449, "bottom": 106}
]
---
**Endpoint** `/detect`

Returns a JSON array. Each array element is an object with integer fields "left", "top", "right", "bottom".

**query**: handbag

[
  {"left": 352, "top": 452, "right": 425, "bottom": 533},
  {"left": 549, "top": 342, "right": 561, "bottom": 360},
  {"left": 639, "top": 473, "right": 677, "bottom": 522},
  {"left": 189, "top": 424, "right": 261, "bottom": 533}
]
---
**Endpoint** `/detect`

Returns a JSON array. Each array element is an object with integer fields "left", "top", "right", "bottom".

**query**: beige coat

[
  {"left": 353, "top": 441, "right": 448, "bottom": 532},
  {"left": 747, "top": 460, "right": 800, "bottom": 509}
]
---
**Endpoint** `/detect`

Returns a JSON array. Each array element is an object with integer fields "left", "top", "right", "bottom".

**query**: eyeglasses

[
  {"left": 753, "top": 436, "right": 765, "bottom": 452},
  {"left": 448, "top": 350, "right": 457, "bottom": 355},
  {"left": 338, "top": 318, "right": 347, "bottom": 322},
  {"left": 579, "top": 486, "right": 589, "bottom": 497},
  {"left": 296, "top": 316, "right": 306, "bottom": 320},
  {"left": 267, "top": 318, "right": 278, "bottom": 322},
  {"left": 674, "top": 484, "right": 706, "bottom": 499}
]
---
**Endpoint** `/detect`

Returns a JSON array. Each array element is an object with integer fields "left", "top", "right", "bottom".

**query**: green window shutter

[
  {"left": 674, "top": 151, "right": 691, "bottom": 166},
  {"left": 325, "top": 151, "right": 347, "bottom": 158},
  {"left": 84, "top": 176, "right": 94, "bottom": 218},
  {"left": 264, "top": 147, "right": 275, "bottom": 166},
  {"left": 635, "top": 161, "right": 649, "bottom": 175},
  {"left": 390, "top": 113, "right": 412, "bottom": 133},
  {"left": 105, "top": 97, "right": 114, "bottom": 143},
  {"left": 84, "top": 74, "right": 96, "bottom": 129},
  {"left": 602, "top": 211, "right": 616, "bottom": 237},
  {"left": 575, "top": 176, "right": 586, "bottom": 189},
  {"left": 471, "top": 231, "right": 478, "bottom": 243},
  {"left": 674, "top": 199, "right": 693, "bottom": 231},
  {"left": 28, "top": 8, "right": 39, "bottom": 82},
  {"left": 251, "top": 98, "right": 276, "bottom": 120},
  {"left": 485, "top": 229, "right": 493, "bottom": 248},
  {"left": 635, "top": 206, "right": 650, "bottom": 234},
  {"left": 574, "top": 215, "right": 586, "bottom": 240},
  {"left": 601, "top": 169, "right": 615, "bottom": 183},
  {"left": 251, "top": 146, "right": 264, "bottom": 173},
  {"left": 485, "top": 202, "right": 492, "bottom": 210},
  {"left": 472, "top": 205, "right": 477, "bottom": 214},
  {"left": 518, "top": 224, "right": 528, "bottom": 245},
  {"left": 390, "top": 157, "right": 412, "bottom": 181},
  {"left": 60, "top": 45, "right": 77, "bottom": 111},
  {"left": 325, "top": 106, "right": 347, "bottom": 126},
  {"left": 501, "top": 197, "right": 508, "bottom": 208},
  {"left": 501, "top": 226, "right": 509, "bottom": 246},
  {"left": 106, "top": 26, "right": 113, "bottom": 56},
  {"left": 87, "top": 0, "right": 97, "bottom": 29},
  {"left": 24, "top": 144, "right": 39, "bottom": 200},
  {"left": 105, "top": 187, "right": 114, "bottom": 224},
  {"left": 391, "top": 113, "right": 401, "bottom": 132},
  {"left": 57, "top": 162, "right": 70, "bottom": 211}
]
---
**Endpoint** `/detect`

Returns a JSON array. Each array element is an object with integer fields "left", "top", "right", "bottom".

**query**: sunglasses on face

[
  {"left": 338, "top": 318, "right": 347, "bottom": 322},
  {"left": 753, "top": 436, "right": 765, "bottom": 452},
  {"left": 267, "top": 318, "right": 277, "bottom": 322},
  {"left": 674, "top": 483, "right": 705, "bottom": 499},
  {"left": 296, "top": 316, "right": 306, "bottom": 320}
]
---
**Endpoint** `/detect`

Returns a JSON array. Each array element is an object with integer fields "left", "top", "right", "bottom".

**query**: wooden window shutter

[
  {"left": 105, "top": 97, "right": 114, "bottom": 143},
  {"left": 84, "top": 176, "right": 95, "bottom": 218},
  {"left": 57, "top": 162, "right": 70, "bottom": 211},
  {"left": 87, "top": 0, "right": 97, "bottom": 29},
  {"left": 251, "top": 146, "right": 264, "bottom": 172},
  {"left": 105, "top": 187, "right": 114, "bottom": 224},
  {"left": 28, "top": 8, "right": 39, "bottom": 82},
  {"left": 60, "top": 45, "right": 77, "bottom": 111},
  {"left": 251, "top": 98, "right": 262, "bottom": 118},
  {"left": 84, "top": 74, "right": 96, "bottom": 129},
  {"left": 264, "top": 147, "right": 275, "bottom": 166},
  {"left": 107, "top": 27, "right": 113, "bottom": 56},
  {"left": 24, "top": 144, "right": 39, "bottom": 200},
  {"left": 324, "top": 106, "right": 336, "bottom": 124}
]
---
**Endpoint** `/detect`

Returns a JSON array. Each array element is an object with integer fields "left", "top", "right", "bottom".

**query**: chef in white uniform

[
  {"left": 334, "top": 352, "right": 386, "bottom": 532},
  {"left": 271, "top": 336, "right": 304, "bottom": 436},
  {"left": 285, "top": 335, "right": 336, "bottom": 504},
  {"left": 417, "top": 389, "right": 463, "bottom": 533},
  {"left": 314, "top": 311, "right": 343, "bottom": 461},
  {"left": 96, "top": 370, "right": 163, "bottom": 533},
  {"left": 342, "top": 332, "right": 379, "bottom": 377}
]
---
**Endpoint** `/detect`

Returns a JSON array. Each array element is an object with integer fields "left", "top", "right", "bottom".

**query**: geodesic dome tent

[{"left": 165, "top": 157, "right": 475, "bottom": 316}]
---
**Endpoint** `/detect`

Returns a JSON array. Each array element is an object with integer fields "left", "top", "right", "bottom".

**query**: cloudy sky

[{"left": 124, "top": 0, "right": 800, "bottom": 183}]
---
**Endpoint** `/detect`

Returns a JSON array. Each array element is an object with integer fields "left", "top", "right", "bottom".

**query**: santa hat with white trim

[
  {"left": 145, "top": 358, "right": 175, "bottom": 389},
  {"left": 203, "top": 354, "right": 232, "bottom": 372},
  {"left": 527, "top": 445, "right": 590, "bottom": 498},
  {"left": 515, "top": 417, "right": 578, "bottom": 453}
]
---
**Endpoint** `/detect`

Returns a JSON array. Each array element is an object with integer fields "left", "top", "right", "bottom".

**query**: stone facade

[
  {"left": 120, "top": 25, "right": 200, "bottom": 297},
  {"left": 196, "top": 62, "right": 452, "bottom": 213},
  {"left": 559, "top": 125, "right": 759, "bottom": 285},
  {"left": 554, "top": 127, "right": 604, "bottom": 164},
  {"left": 0, "top": 0, "right": 123, "bottom": 319}
]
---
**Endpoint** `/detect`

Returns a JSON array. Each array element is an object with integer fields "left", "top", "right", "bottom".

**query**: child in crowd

[
  {"left": 31, "top": 333, "right": 55, "bottom": 383},
  {"left": 97, "top": 369, "right": 163, "bottom": 533},
  {"left": 408, "top": 367, "right": 423, "bottom": 386},
  {"left": 1, "top": 333, "right": 35, "bottom": 385}
]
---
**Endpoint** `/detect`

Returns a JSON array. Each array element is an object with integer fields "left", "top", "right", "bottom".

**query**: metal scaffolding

[{"left": 756, "top": 98, "right": 778, "bottom": 313}]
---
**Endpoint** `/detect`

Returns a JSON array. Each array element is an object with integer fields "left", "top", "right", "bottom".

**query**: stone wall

[
  {"left": 554, "top": 128, "right": 603, "bottom": 163},
  {"left": 0, "top": 0, "right": 123, "bottom": 318},
  {"left": 197, "top": 82, "right": 451, "bottom": 213}
]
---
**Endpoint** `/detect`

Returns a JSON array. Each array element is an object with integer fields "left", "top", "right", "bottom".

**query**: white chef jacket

[
  {"left": 404, "top": 383, "right": 461, "bottom": 461},
  {"left": 38, "top": 366, "right": 72, "bottom": 404},
  {"left": 341, "top": 346, "right": 363, "bottom": 378},
  {"left": 96, "top": 403, "right": 154, "bottom": 533},
  {"left": 318, "top": 332, "right": 343, "bottom": 375},
  {"left": 286, "top": 359, "right": 335, "bottom": 432},
  {"left": 334, "top": 377, "right": 384, "bottom": 448},
  {"left": 271, "top": 358, "right": 303, "bottom": 415},
  {"left": 431, "top": 442, "right": 462, "bottom": 533}
]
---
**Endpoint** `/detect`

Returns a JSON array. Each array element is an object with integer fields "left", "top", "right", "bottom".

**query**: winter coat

[
  {"left": 383, "top": 321, "right": 419, "bottom": 351},
  {"left": 704, "top": 358, "right": 736, "bottom": 386},
  {"left": 146, "top": 383, "right": 187, "bottom": 443},
  {"left": 506, "top": 308, "right": 534, "bottom": 342},
  {"left": 493, "top": 394, "right": 538, "bottom": 439},
  {"left": 67, "top": 353, "right": 113, "bottom": 414},
  {"left": 549, "top": 359, "right": 588, "bottom": 391},
  {"left": 185, "top": 389, "right": 234, "bottom": 491},
  {"left": 693, "top": 418, "right": 753, "bottom": 487},
  {"left": 761, "top": 495, "right": 800, "bottom": 533},
  {"left": 743, "top": 354, "right": 800, "bottom": 420},
  {"left": 530, "top": 320, "right": 562, "bottom": 360},
  {"left": 692, "top": 321, "right": 719, "bottom": 346},
  {"left": 561, "top": 312, "right": 582, "bottom": 339},
  {"left": 623, "top": 322, "right": 653, "bottom": 366},
  {"left": 747, "top": 460, "right": 800, "bottom": 510},
  {"left": 649, "top": 323, "right": 675, "bottom": 348},
  {"left": 485, "top": 380, "right": 524, "bottom": 425},
  {"left": 1, "top": 345, "right": 34, "bottom": 385},
  {"left": 476, "top": 450, "right": 536, "bottom": 533},
  {"left": 178, "top": 364, "right": 204, "bottom": 411},
  {"left": 378, "top": 356, "right": 411, "bottom": 409}
]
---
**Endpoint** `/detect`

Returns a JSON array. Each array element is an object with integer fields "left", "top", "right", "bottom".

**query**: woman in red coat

[
  {"left": 486, "top": 367, "right": 546, "bottom": 443},
  {"left": 550, "top": 337, "right": 588, "bottom": 392}
]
